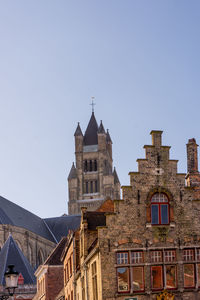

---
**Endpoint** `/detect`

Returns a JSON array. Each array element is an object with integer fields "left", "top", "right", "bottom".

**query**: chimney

[
  {"left": 150, "top": 130, "right": 163, "bottom": 147},
  {"left": 187, "top": 138, "right": 199, "bottom": 173}
]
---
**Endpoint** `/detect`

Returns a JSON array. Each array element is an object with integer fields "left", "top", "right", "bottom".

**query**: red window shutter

[
  {"left": 146, "top": 206, "right": 151, "bottom": 223},
  {"left": 170, "top": 206, "right": 174, "bottom": 222}
]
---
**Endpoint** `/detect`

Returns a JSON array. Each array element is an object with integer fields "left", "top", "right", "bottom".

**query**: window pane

[
  {"left": 166, "top": 265, "right": 177, "bottom": 289},
  {"left": 161, "top": 204, "right": 169, "bottom": 224},
  {"left": 132, "top": 267, "right": 144, "bottom": 291},
  {"left": 131, "top": 252, "right": 143, "bottom": 264},
  {"left": 151, "top": 251, "right": 162, "bottom": 263},
  {"left": 197, "top": 249, "right": 200, "bottom": 261},
  {"left": 183, "top": 249, "right": 194, "bottom": 261},
  {"left": 164, "top": 250, "right": 176, "bottom": 262},
  {"left": 117, "top": 267, "right": 129, "bottom": 292},
  {"left": 151, "top": 266, "right": 163, "bottom": 289},
  {"left": 184, "top": 264, "right": 195, "bottom": 287},
  {"left": 151, "top": 205, "right": 159, "bottom": 224},
  {"left": 117, "top": 252, "right": 128, "bottom": 264}
]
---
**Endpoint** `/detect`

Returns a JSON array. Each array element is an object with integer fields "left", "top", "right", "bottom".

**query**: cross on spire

[{"left": 90, "top": 97, "right": 96, "bottom": 113}]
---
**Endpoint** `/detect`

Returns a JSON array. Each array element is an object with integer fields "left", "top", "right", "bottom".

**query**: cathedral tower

[{"left": 68, "top": 112, "right": 120, "bottom": 215}]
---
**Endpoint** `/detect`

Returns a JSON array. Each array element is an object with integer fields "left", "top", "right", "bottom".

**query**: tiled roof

[
  {"left": 83, "top": 112, "right": 98, "bottom": 146},
  {"left": 0, "top": 235, "right": 35, "bottom": 285}
]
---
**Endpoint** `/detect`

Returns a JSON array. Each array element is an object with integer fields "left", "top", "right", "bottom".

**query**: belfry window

[{"left": 151, "top": 193, "right": 169, "bottom": 225}]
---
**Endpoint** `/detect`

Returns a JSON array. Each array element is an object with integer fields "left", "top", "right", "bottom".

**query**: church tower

[{"left": 68, "top": 112, "right": 120, "bottom": 215}]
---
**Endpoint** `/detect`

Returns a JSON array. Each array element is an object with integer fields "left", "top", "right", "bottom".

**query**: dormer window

[{"left": 151, "top": 193, "right": 169, "bottom": 225}]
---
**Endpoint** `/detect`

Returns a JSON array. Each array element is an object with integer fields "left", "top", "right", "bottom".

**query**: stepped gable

[
  {"left": 44, "top": 215, "right": 81, "bottom": 243},
  {"left": 0, "top": 234, "right": 35, "bottom": 285},
  {"left": 0, "top": 195, "right": 56, "bottom": 243},
  {"left": 83, "top": 112, "right": 99, "bottom": 145}
]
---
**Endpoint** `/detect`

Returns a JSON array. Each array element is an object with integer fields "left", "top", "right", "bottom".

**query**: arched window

[{"left": 151, "top": 193, "right": 169, "bottom": 225}]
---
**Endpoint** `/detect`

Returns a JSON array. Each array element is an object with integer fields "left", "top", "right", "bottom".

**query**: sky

[{"left": 0, "top": 1, "right": 199, "bottom": 218}]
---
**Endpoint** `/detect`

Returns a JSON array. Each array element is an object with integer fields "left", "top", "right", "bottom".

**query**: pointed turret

[
  {"left": 106, "top": 129, "right": 112, "bottom": 143},
  {"left": 113, "top": 167, "right": 120, "bottom": 184},
  {"left": 74, "top": 122, "right": 83, "bottom": 136},
  {"left": 83, "top": 112, "right": 98, "bottom": 145},
  {"left": 106, "top": 129, "right": 113, "bottom": 159},
  {"left": 98, "top": 120, "right": 106, "bottom": 134},
  {"left": 68, "top": 162, "right": 77, "bottom": 180},
  {"left": 0, "top": 234, "right": 35, "bottom": 285}
]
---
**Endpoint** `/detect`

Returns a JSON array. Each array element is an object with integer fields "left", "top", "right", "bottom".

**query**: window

[
  {"left": 89, "top": 160, "right": 93, "bottom": 171},
  {"left": 131, "top": 251, "right": 143, "bottom": 264},
  {"left": 84, "top": 160, "right": 88, "bottom": 172},
  {"left": 151, "top": 251, "right": 162, "bottom": 263},
  {"left": 90, "top": 181, "right": 93, "bottom": 193},
  {"left": 94, "top": 160, "right": 97, "bottom": 171},
  {"left": 151, "top": 250, "right": 177, "bottom": 290},
  {"left": 151, "top": 193, "right": 169, "bottom": 225},
  {"left": 117, "top": 252, "right": 128, "bottom": 264},
  {"left": 84, "top": 180, "right": 98, "bottom": 194},
  {"left": 183, "top": 249, "right": 194, "bottom": 261},
  {"left": 92, "top": 261, "right": 98, "bottom": 300},
  {"left": 151, "top": 266, "right": 163, "bottom": 289},
  {"left": 164, "top": 250, "right": 176, "bottom": 262},
  {"left": 117, "top": 267, "right": 129, "bottom": 292},
  {"left": 116, "top": 251, "right": 144, "bottom": 293},
  {"left": 184, "top": 264, "right": 195, "bottom": 288},
  {"left": 197, "top": 249, "right": 200, "bottom": 261},
  {"left": 95, "top": 180, "right": 98, "bottom": 193}
]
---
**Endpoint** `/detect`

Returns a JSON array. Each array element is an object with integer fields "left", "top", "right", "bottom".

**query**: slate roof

[
  {"left": 0, "top": 196, "right": 56, "bottom": 243},
  {"left": 74, "top": 123, "right": 83, "bottom": 136},
  {"left": 68, "top": 163, "right": 77, "bottom": 180},
  {"left": 44, "top": 215, "right": 81, "bottom": 243},
  {"left": 0, "top": 235, "right": 35, "bottom": 285},
  {"left": 83, "top": 112, "right": 99, "bottom": 145}
]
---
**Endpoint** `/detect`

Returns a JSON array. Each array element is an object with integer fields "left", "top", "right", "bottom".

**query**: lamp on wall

[{"left": 0, "top": 265, "right": 19, "bottom": 300}]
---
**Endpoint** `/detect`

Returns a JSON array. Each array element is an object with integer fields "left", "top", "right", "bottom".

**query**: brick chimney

[{"left": 187, "top": 138, "right": 199, "bottom": 173}]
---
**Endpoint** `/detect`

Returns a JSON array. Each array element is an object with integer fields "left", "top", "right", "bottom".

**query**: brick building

[
  {"left": 68, "top": 112, "right": 120, "bottom": 215},
  {"left": 64, "top": 130, "right": 200, "bottom": 300}
]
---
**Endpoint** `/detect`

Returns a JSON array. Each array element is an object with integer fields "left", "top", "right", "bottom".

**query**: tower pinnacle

[{"left": 90, "top": 97, "right": 96, "bottom": 113}]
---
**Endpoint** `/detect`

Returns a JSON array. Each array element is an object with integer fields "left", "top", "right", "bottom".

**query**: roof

[
  {"left": 68, "top": 163, "right": 77, "bottom": 180},
  {"left": 83, "top": 112, "right": 99, "bottom": 146},
  {"left": 44, "top": 237, "right": 68, "bottom": 265},
  {"left": 44, "top": 215, "right": 81, "bottom": 243},
  {"left": 0, "top": 195, "right": 56, "bottom": 243},
  {"left": 83, "top": 212, "right": 106, "bottom": 230},
  {"left": 74, "top": 123, "right": 83, "bottom": 136},
  {"left": 0, "top": 235, "right": 35, "bottom": 285}
]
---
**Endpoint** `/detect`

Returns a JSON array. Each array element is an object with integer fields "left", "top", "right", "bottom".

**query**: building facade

[
  {"left": 66, "top": 130, "right": 200, "bottom": 300},
  {"left": 68, "top": 112, "right": 120, "bottom": 215}
]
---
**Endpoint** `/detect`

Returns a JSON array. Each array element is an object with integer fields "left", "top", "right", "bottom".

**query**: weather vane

[{"left": 90, "top": 97, "right": 96, "bottom": 113}]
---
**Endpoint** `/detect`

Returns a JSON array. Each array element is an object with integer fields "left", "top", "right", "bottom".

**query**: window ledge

[{"left": 146, "top": 222, "right": 175, "bottom": 228}]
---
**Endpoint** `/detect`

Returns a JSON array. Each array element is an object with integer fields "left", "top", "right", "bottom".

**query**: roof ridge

[{"left": 42, "top": 219, "right": 58, "bottom": 244}]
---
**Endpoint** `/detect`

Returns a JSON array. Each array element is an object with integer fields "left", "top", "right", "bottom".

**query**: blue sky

[{"left": 0, "top": 1, "right": 199, "bottom": 217}]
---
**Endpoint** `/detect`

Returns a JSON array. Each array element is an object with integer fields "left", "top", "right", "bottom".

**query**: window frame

[{"left": 151, "top": 193, "right": 169, "bottom": 225}]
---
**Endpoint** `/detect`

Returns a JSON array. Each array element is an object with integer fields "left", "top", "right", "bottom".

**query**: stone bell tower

[{"left": 68, "top": 112, "right": 120, "bottom": 215}]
